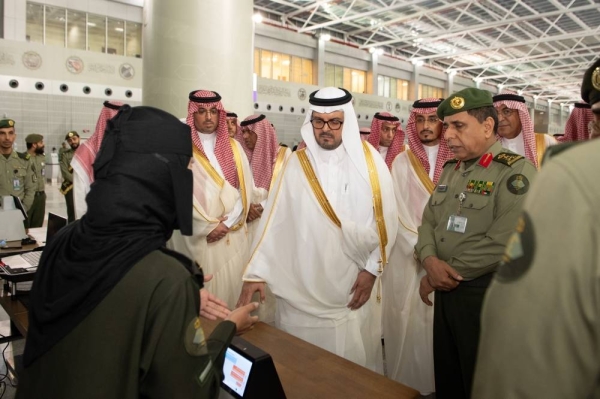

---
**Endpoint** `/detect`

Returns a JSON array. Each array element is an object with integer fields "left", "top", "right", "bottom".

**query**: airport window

[
  {"left": 25, "top": 2, "right": 142, "bottom": 58},
  {"left": 378, "top": 75, "right": 409, "bottom": 100},
  {"left": 418, "top": 84, "right": 444, "bottom": 99},
  {"left": 325, "top": 64, "right": 366, "bottom": 93},
  {"left": 254, "top": 49, "right": 313, "bottom": 85}
]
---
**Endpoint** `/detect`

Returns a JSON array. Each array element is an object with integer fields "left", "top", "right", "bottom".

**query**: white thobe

[
  {"left": 168, "top": 132, "right": 253, "bottom": 309},
  {"left": 244, "top": 143, "right": 397, "bottom": 373},
  {"left": 424, "top": 144, "right": 440, "bottom": 181},
  {"left": 383, "top": 149, "right": 437, "bottom": 394}
]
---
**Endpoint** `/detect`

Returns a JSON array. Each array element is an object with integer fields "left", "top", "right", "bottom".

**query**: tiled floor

[{"left": 0, "top": 181, "right": 66, "bottom": 399}]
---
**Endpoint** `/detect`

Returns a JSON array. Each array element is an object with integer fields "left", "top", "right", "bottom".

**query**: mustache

[
  {"left": 319, "top": 132, "right": 334, "bottom": 139},
  {"left": 420, "top": 129, "right": 433, "bottom": 135}
]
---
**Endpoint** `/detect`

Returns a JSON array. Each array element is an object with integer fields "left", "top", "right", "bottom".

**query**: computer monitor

[
  {"left": 45, "top": 213, "right": 67, "bottom": 245},
  {"left": 220, "top": 336, "right": 286, "bottom": 399}
]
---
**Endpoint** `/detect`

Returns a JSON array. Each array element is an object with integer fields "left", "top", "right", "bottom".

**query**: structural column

[{"left": 143, "top": 0, "right": 254, "bottom": 118}]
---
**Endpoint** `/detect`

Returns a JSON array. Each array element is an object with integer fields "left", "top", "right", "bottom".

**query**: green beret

[
  {"left": 437, "top": 88, "right": 493, "bottom": 119},
  {"left": 0, "top": 119, "right": 15, "bottom": 129},
  {"left": 25, "top": 133, "right": 44, "bottom": 144},
  {"left": 581, "top": 57, "right": 600, "bottom": 106},
  {"left": 65, "top": 130, "right": 80, "bottom": 140}
]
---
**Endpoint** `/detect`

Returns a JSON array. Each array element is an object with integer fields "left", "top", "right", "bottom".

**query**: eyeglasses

[
  {"left": 310, "top": 118, "right": 344, "bottom": 130},
  {"left": 196, "top": 108, "right": 218, "bottom": 116},
  {"left": 499, "top": 108, "right": 517, "bottom": 117},
  {"left": 415, "top": 116, "right": 440, "bottom": 124}
]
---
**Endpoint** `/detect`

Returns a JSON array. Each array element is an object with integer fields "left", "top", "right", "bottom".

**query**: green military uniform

[
  {"left": 415, "top": 88, "right": 537, "bottom": 399},
  {"left": 472, "top": 56, "right": 600, "bottom": 399},
  {"left": 17, "top": 250, "right": 237, "bottom": 399},
  {"left": 22, "top": 133, "right": 46, "bottom": 228},
  {"left": 0, "top": 150, "right": 35, "bottom": 213},
  {"left": 60, "top": 132, "right": 77, "bottom": 223}
]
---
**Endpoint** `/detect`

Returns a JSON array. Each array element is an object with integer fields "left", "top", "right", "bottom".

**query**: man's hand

[
  {"left": 347, "top": 270, "right": 377, "bottom": 310},
  {"left": 226, "top": 302, "right": 259, "bottom": 335},
  {"left": 419, "top": 276, "right": 434, "bottom": 306},
  {"left": 422, "top": 256, "right": 462, "bottom": 291},
  {"left": 246, "top": 203, "right": 263, "bottom": 222},
  {"left": 200, "top": 289, "right": 231, "bottom": 320},
  {"left": 236, "top": 282, "right": 266, "bottom": 308},
  {"left": 207, "top": 216, "right": 229, "bottom": 243}
]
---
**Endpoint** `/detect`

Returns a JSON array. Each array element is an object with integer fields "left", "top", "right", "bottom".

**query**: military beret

[
  {"left": 0, "top": 119, "right": 15, "bottom": 129},
  {"left": 65, "top": 130, "right": 80, "bottom": 140},
  {"left": 437, "top": 88, "right": 493, "bottom": 119},
  {"left": 25, "top": 133, "right": 43, "bottom": 143},
  {"left": 581, "top": 57, "right": 600, "bottom": 106}
]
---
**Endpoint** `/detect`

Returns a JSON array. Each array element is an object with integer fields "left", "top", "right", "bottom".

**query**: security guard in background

[
  {"left": 23, "top": 134, "right": 46, "bottom": 228},
  {"left": 60, "top": 130, "right": 79, "bottom": 223},
  {"left": 472, "top": 59, "right": 600, "bottom": 399},
  {"left": 415, "top": 88, "right": 536, "bottom": 399},
  {"left": 0, "top": 119, "right": 35, "bottom": 215}
]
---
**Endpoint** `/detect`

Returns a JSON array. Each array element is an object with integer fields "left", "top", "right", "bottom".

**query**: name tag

[
  {"left": 447, "top": 215, "right": 467, "bottom": 233},
  {"left": 437, "top": 185, "right": 448, "bottom": 192}
]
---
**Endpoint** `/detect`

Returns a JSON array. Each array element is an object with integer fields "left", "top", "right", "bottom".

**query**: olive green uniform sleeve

[
  {"left": 22, "top": 158, "right": 36, "bottom": 211},
  {"left": 60, "top": 150, "right": 73, "bottom": 183},
  {"left": 139, "top": 275, "right": 236, "bottom": 399},
  {"left": 447, "top": 160, "right": 537, "bottom": 279},
  {"left": 416, "top": 178, "right": 444, "bottom": 261},
  {"left": 473, "top": 151, "right": 600, "bottom": 398}
]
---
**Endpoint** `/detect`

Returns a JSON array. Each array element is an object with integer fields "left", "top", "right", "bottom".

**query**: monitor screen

[{"left": 222, "top": 347, "right": 253, "bottom": 397}]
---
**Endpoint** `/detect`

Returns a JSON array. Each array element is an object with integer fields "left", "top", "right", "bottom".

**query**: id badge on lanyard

[{"left": 447, "top": 192, "right": 468, "bottom": 233}]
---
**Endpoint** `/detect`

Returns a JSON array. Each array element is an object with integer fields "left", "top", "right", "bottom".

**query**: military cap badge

[
  {"left": 450, "top": 96, "right": 465, "bottom": 110},
  {"left": 592, "top": 67, "right": 600, "bottom": 92}
]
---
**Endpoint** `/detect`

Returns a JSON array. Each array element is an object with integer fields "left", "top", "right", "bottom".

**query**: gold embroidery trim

[
  {"left": 406, "top": 149, "right": 435, "bottom": 195},
  {"left": 229, "top": 138, "right": 249, "bottom": 232},
  {"left": 362, "top": 141, "right": 388, "bottom": 267},
  {"left": 297, "top": 149, "right": 341, "bottom": 228},
  {"left": 270, "top": 146, "right": 288, "bottom": 192},
  {"left": 534, "top": 133, "right": 546, "bottom": 170},
  {"left": 193, "top": 146, "right": 224, "bottom": 188},
  {"left": 243, "top": 152, "right": 292, "bottom": 275}
]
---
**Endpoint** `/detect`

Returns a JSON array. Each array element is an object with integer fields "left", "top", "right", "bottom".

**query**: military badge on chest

[{"left": 466, "top": 180, "right": 494, "bottom": 195}]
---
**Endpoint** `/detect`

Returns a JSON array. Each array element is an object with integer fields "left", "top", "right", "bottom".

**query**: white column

[{"left": 143, "top": 0, "right": 254, "bottom": 118}]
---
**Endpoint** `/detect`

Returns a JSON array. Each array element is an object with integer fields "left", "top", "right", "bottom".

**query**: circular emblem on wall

[
  {"left": 386, "top": 101, "right": 392, "bottom": 111},
  {"left": 22, "top": 51, "right": 42, "bottom": 70},
  {"left": 66, "top": 56, "right": 84, "bottom": 74},
  {"left": 395, "top": 103, "right": 401, "bottom": 113},
  {"left": 298, "top": 88, "right": 306, "bottom": 101},
  {"left": 450, "top": 96, "right": 465, "bottom": 109},
  {"left": 119, "top": 63, "right": 135, "bottom": 80}
]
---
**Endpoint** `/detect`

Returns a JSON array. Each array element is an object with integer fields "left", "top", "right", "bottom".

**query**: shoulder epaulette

[
  {"left": 493, "top": 152, "right": 524, "bottom": 167},
  {"left": 541, "top": 142, "right": 582, "bottom": 165},
  {"left": 443, "top": 159, "right": 459, "bottom": 167},
  {"left": 17, "top": 152, "right": 30, "bottom": 161}
]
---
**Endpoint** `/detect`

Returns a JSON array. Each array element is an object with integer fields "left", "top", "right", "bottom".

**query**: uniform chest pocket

[
  {"left": 430, "top": 191, "right": 448, "bottom": 207},
  {"left": 463, "top": 194, "right": 491, "bottom": 210}
]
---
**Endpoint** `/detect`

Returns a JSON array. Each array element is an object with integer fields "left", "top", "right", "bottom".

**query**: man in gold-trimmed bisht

[
  {"left": 383, "top": 98, "right": 452, "bottom": 395},
  {"left": 237, "top": 87, "right": 397, "bottom": 373},
  {"left": 168, "top": 90, "right": 254, "bottom": 310}
]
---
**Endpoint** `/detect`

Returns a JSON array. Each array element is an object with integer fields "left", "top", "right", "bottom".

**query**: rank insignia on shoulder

[
  {"left": 466, "top": 180, "right": 494, "bottom": 195},
  {"left": 437, "top": 185, "right": 448, "bottom": 192},
  {"left": 17, "top": 152, "right": 30, "bottom": 161},
  {"left": 507, "top": 174, "right": 530, "bottom": 195},
  {"left": 494, "top": 152, "right": 524, "bottom": 167}
]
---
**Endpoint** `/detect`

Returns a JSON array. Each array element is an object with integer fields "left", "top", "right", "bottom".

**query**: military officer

[
  {"left": 60, "top": 131, "right": 80, "bottom": 223},
  {"left": 23, "top": 134, "right": 46, "bottom": 227},
  {"left": 472, "top": 57, "right": 600, "bottom": 399},
  {"left": 415, "top": 88, "right": 536, "bottom": 399},
  {"left": 0, "top": 119, "right": 35, "bottom": 214}
]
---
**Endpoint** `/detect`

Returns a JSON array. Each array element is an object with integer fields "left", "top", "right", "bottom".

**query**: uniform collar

[{"left": 459, "top": 141, "right": 503, "bottom": 172}]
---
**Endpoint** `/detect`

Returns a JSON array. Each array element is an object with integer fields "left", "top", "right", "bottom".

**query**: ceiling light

[
  {"left": 517, "top": 90, "right": 523, "bottom": 95},
  {"left": 411, "top": 59, "right": 424, "bottom": 66},
  {"left": 320, "top": 33, "right": 331, "bottom": 41},
  {"left": 87, "top": 22, "right": 96, "bottom": 27},
  {"left": 115, "top": 27, "right": 124, "bottom": 32}
]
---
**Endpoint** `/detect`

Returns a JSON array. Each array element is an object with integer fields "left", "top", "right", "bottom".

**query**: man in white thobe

[
  {"left": 237, "top": 87, "right": 397, "bottom": 373},
  {"left": 168, "top": 90, "right": 254, "bottom": 309},
  {"left": 384, "top": 98, "right": 452, "bottom": 395}
]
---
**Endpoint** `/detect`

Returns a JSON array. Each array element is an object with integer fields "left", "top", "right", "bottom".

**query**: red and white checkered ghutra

[
  {"left": 187, "top": 90, "right": 239, "bottom": 189},
  {"left": 368, "top": 112, "right": 406, "bottom": 170},
  {"left": 240, "top": 114, "right": 279, "bottom": 191}
]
